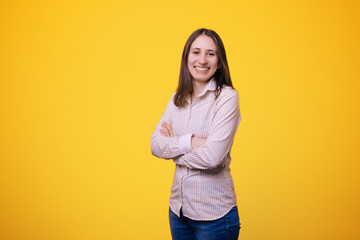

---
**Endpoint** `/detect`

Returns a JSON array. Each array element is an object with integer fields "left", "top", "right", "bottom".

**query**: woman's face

[{"left": 187, "top": 35, "right": 219, "bottom": 83}]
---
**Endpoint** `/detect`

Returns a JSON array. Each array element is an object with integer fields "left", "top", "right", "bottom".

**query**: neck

[{"left": 192, "top": 80, "right": 208, "bottom": 97}]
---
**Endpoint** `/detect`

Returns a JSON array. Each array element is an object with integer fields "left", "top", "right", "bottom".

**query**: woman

[{"left": 151, "top": 28, "right": 241, "bottom": 240}]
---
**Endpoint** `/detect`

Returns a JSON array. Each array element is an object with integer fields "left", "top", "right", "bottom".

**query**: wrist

[{"left": 179, "top": 134, "right": 193, "bottom": 154}]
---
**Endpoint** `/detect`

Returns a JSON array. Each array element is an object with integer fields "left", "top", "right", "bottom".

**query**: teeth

[{"left": 195, "top": 67, "right": 209, "bottom": 71}]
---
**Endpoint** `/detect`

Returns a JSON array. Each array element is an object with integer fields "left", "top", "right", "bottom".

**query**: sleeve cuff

[
  {"left": 178, "top": 134, "right": 193, "bottom": 154},
  {"left": 172, "top": 157, "right": 183, "bottom": 165}
]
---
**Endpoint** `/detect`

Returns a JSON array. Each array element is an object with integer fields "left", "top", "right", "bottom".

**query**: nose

[{"left": 198, "top": 54, "right": 207, "bottom": 65}]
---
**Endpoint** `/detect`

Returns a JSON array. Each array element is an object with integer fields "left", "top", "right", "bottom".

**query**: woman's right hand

[
  {"left": 191, "top": 137, "right": 207, "bottom": 149},
  {"left": 160, "top": 121, "right": 206, "bottom": 150},
  {"left": 160, "top": 121, "right": 174, "bottom": 138}
]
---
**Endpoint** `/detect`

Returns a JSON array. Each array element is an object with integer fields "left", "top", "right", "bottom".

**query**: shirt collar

[
  {"left": 185, "top": 77, "right": 217, "bottom": 104},
  {"left": 197, "top": 77, "right": 217, "bottom": 97}
]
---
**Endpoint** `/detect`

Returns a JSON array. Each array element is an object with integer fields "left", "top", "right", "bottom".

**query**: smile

[{"left": 194, "top": 67, "right": 210, "bottom": 71}]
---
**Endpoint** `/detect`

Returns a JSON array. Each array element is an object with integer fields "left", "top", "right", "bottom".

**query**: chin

[{"left": 194, "top": 77, "right": 211, "bottom": 82}]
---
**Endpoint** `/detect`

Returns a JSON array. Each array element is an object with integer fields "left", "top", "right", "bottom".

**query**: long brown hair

[{"left": 174, "top": 28, "right": 233, "bottom": 107}]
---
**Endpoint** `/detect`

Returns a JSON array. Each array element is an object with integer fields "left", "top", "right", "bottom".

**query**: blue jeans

[{"left": 169, "top": 206, "right": 240, "bottom": 240}]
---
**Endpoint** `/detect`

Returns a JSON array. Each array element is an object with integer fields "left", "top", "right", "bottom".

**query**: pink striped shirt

[{"left": 151, "top": 79, "right": 241, "bottom": 221}]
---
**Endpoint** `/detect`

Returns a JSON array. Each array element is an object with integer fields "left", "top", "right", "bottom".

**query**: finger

[
  {"left": 160, "top": 129, "right": 167, "bottom": 136},
  {"left": 162, "top": 121, "right": 170, "bottom": 129},
  {"left": 168, "top": 124, "right": 174, "bottom": 137},
  {"left": 160, "top": 125, "right": 171, "bottom": 137},
  {"left": 164, "top": 122, "right": 174, "bottom": 138},
  {"left": 167, "top": 123, "right": 174, "bottom": 137},
  {"left": 161, "top": 122, "right": 170, "bottom": 133},
  {"left": 161, "top": 121, "right": 174, "bottom": 138},
  {"left": 162, "top": 122, "right": 171, "bottom": 135}
]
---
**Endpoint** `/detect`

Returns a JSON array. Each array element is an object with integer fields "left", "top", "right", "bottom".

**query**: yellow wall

[{"left": 1, "top": 0, "right": 359, "bottom": 239}]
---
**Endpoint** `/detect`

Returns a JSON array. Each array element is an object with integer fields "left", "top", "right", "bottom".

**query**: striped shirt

[{"left": 151, "top": 78, "right": 241, "bottom": 221}]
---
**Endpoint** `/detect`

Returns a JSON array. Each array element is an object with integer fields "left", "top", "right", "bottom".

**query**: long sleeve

[
  {"left": 174, "top": 89, "right": 240, "bottom": 169},
  {"left": 151, "top": 94, "right": 192, "bottom": 159},
  {"left": 153, "top": 79, "right": 240, "bottom": 221}
]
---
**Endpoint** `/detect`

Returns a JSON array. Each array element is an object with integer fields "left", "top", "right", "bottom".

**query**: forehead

[{"left": 190, "top": 35, "right": 216, "bottom": 50}]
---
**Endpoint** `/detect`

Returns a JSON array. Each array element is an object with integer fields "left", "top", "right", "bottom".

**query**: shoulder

[
  {"left": 160, "top": 92, "right": 177, "bottom": 112},
  {"left": 216, "top": 86, "right": 238, "bottom": 104},
  {"left": 167, "top": 92, "right": 177, "bottom": 106},
  {"left": 170, "top": 92, "right": 176, "bottom": 101},
  {"left": 221, "top": 86, "right": 238, "bottom": 96}
]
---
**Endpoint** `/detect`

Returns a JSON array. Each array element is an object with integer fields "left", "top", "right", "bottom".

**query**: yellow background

[{"left": 1, "top": 0, "right": 359, "bottom": 239}]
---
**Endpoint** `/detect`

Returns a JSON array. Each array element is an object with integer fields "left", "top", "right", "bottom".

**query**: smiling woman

[
  {"left": 173, "top": 28, "right": 233, "bottom": 108},
  {"left": 151, "top": 28, "right": 241, "bottom": 240},
  {"left": 187, "top": 35, "right": 218, "bottom": 90}
]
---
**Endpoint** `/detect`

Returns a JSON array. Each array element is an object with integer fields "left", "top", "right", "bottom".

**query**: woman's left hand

[{"left": 160, "top": 121, "right": 174, "bottom": 138}]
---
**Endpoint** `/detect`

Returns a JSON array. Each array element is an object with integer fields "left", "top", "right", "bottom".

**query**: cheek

[
  {"left": 187, "top": 56, "right": 194, "bottom": 65},
  {"left": 211, "top": 59, "right": 219, "bottom": 68}
]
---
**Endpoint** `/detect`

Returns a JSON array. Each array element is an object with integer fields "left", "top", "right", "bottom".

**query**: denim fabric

[{"left": 169, "top": 206, "right": 240, "bottom": 240}]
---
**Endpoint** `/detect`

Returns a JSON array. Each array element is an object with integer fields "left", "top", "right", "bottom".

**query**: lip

[{"left": 194, "top": 66, "right": 210, "bottom": 71}]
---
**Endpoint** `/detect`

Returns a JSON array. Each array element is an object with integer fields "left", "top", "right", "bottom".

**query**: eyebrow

[{"left": 191, "top": 47, "right": 216, "bottom": 52}]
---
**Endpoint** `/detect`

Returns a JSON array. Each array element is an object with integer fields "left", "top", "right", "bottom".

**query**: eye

[
  {"left": 193, "top": 51, "right": 199, "bottom": 54},
  {"left": 208, "top": 52, "right": 215, "bottom": 56}
]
